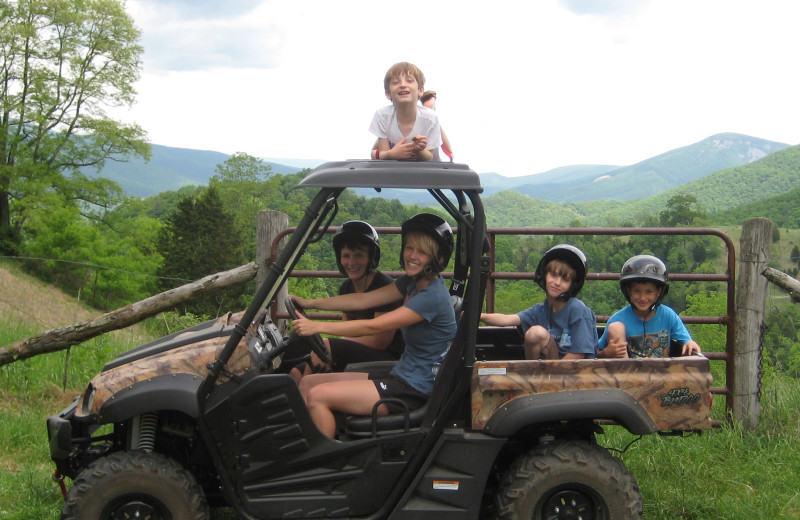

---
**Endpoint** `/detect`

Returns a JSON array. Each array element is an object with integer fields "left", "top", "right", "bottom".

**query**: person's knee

[
  {"left": 607, "top": 321, "right": 626, "bottom": 340},
  {"left": 524, "top": 325, "right": 549, "bottom": 347},
  {"left": 306, "top": 384, "right": 327, "bottom": 410},
  {"left": 298, "top": 375, "right": 319, "bottom": 401}
]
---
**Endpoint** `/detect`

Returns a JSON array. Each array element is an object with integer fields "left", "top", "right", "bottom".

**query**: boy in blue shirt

[
  {"left": 598, "top": 255, "right": 702, "bottom": 358},
  {"left": 481, "top": 244, "right": 597, "bottom": 360}
]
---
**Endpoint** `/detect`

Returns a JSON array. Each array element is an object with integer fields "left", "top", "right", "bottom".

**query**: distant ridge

[
  {"left": 86, "top": 133, "right": 789, "bottom": 202},
  {"left": 482, "top": 142, "right": 800, "bottom": 227},
  {"left": 84, "top": 144, "right": 304, "bottom": 198},
  {"left": 509, "top": 133, "right": 787, "bottom": 202}
]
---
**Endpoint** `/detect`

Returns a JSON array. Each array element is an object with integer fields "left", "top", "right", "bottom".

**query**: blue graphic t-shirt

[{"left": 597, "top": 305, "right": 692, "bottom": 358}]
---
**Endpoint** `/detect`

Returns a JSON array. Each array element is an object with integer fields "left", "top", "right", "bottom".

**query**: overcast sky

[{"left": 116, "top": 0, "right": 800, "bottom": 177}]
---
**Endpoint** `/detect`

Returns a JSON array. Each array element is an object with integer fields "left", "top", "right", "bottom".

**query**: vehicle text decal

[{"left": 660, "top": 387, "right": 701, "bottom": 407}]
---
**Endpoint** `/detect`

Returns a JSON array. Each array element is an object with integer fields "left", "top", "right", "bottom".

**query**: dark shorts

[
  {"left": 369, "top": 373, "right": 428, "bottom": 414},
  {"left": 330, "top": 338, "right": 400, "bottom": 372}
]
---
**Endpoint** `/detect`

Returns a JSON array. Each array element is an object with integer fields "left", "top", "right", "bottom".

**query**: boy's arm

[
  {"left": 480, "top": 312, "right": 521, "bottom": 327},
  {"left": 290, "top": 283, "right": 402, "bottom": 312},
  {"left": 374, "top": 137, "right": 422, "bottom": 160},
  {"left": 415, "top": 147, "right": 433, "bottom": 161},
  {"left": 372, "top": 138, "right": 389, "bottom": 159},
  {"left": 597, "top": 336, "right": 628, "bottom": 358},
  {"left": 668, "top": 307, "right": 700, "bottom": 355},
  {"left": 440, "top": 127, "right": 453, "bottom": 161},
  {"left": 681, "top": 340, "right": 702, "bottom": 355},
  {"left": 597, "top": 318, "right": 628, "bottom": 358},
  {"left": 410, "top": 135, "right": 433, "bottom": 161}
]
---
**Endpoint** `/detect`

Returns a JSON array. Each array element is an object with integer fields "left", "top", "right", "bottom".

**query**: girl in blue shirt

[{"left": 290, "top": 214, "right": 457, "bottom": 438}]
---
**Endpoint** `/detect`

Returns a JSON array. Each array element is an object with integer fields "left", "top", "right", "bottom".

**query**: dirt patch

[
  {"left": 0, "top": 263, "right": 150, "bottom": 347},
  {"left": 0, "top": 264, "right": 97, "bottom": 331}
]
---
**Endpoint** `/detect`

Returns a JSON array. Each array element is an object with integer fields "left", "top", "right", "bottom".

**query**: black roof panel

[{"left": 298, "top": 160, "right": 483, "bottom": 191}]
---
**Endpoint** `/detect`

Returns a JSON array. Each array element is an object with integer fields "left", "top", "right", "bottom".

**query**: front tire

[
  {"left": 494, "top": 440, "right": 642, "bottom": 520},
  {"left": 61, "top": 450, "right": 209, "bottom": 520}
]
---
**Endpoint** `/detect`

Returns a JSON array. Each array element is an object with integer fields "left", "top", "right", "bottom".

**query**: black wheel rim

[
  {"left": 103, "top": 495, "right": 171, "bottom": 520},
  {"left": 539, "top": 485, "right": 605, "bottom": 520}
]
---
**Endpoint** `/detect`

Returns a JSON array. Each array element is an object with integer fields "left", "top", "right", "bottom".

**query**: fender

[
  {"left": 482, "top": 389, "right": 659, "bottom": 436},
  {"left": 97, "top": 373, "right": 203, "bottom": 423}
]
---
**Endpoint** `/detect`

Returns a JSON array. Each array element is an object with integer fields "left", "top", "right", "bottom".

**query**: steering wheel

[{"left": 284, "top": 296, "right": 332, "bottom": 365}]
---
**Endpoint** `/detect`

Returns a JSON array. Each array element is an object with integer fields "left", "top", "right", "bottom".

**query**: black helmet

[
  {"left": 400, "top": 213, "right": 454, "bottom": 275},
  {"left": 332, "top": 221, "right": 380, "bottom": 275},
  {"left": 533, "top": 244, "right": 587, "bottom": 301},
  {"left": 619, "top": 254, "right": 670, "bottom": 309}
]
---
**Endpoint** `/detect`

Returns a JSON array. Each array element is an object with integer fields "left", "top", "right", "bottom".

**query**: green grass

[
  {"left": 3, "top": 323, "right": 800, "bottom": 519},
  {"left": 0, "top": 325, "right": 134, "bottom": 520},
  {"left": 602, "top": 371, "right": 800, "bottom": 519}
]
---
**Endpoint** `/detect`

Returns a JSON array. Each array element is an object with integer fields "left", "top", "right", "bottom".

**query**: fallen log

[
  {"left": 762, "top": 266, "right": 800, "bottom": 304},
  {"left": 0, "top": 262, "right": 259, "bottom": 366}
]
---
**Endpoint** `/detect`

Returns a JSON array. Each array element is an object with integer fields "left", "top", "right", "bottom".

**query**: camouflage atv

[{"left": 46, "top": 160, "right": 712, "bottom": 519}]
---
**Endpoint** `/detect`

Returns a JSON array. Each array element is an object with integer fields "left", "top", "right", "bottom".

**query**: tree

[
  {"left": 208, "top": 152, "right": 272, "bottom": 252},
  {"left": 659, "top": 194, "right": 706, "bottom": 227},
  {"left": 791, "top": 245, "right": 800, "bottom": 270},
  {"left": 157, "top": 186, "right": 247, "bottom": 317},
  {"left": 0, "top": 0, "right": 149, "bottom": 253}
]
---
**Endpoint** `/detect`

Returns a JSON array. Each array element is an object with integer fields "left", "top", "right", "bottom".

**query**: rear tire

[
  {"left": 61, "top": 450, "right": 209, "bottom": 520},
  {"left": 494, "top": 440, "right": 642, "bottom": 520}
]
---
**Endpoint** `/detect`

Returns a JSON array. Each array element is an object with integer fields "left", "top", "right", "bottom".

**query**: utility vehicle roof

[{"left": 298, "top": 160, "right": 483, "bottom": 191}]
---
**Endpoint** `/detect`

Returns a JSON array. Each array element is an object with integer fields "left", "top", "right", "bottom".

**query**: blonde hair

[
  {"left": 401, "top": 231, "right": 443, "bottom": 276},
  {"left": 383, "top": 62, "right": 426, "bottom": 93}
]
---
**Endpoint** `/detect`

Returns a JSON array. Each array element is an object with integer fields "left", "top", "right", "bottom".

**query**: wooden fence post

[
  {"left": 257, "top": 210, "right": 289, "bottom": 334},
  {"left": 733, "top": 217, "right": 772, "bottom": 429}
]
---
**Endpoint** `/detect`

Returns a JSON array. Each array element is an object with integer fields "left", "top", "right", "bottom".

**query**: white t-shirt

[{"left": 369, "top": 105, "right": 442, "bottom": 159}]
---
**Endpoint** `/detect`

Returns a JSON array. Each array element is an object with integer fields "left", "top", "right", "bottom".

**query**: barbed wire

[{"left": 0, "top": 255, "right": 192, "bottom": 282}]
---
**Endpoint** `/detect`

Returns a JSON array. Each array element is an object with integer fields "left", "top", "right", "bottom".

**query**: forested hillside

[
  {"left": 485, "top": 143, "right": 800, "bottom": 228},
  {"left": 712, "top": 187, "right": 800, "bottom": 228}
]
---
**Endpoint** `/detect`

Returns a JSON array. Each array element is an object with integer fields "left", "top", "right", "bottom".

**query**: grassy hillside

[{"left": 1, "top": 262, "right": 156, "bottom": 519}]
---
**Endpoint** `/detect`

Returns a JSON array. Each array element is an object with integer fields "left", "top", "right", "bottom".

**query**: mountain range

[{"left": 88, "top": 133, "right": 790, "bottom": 207}]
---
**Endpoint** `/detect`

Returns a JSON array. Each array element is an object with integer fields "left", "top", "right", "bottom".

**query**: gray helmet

[
  {"left": 332, "top": 221, "right": 380, "bottom": 275},
  {"left": 400, "top": 213, "right": 454, "bottom": 275},
  {"left": 619, "top": 254, "right": 670, "bottom": 309},
  {"left": 533, "top": 244, "right": 587, "bottom": 301}
]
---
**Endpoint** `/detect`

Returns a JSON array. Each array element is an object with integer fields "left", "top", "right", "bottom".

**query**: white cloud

[{"left": 117, "top": 0, "right": 800, "bottom": 177}]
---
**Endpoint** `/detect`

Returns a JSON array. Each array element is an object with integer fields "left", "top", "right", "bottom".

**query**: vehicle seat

[{"left": 344, "top": 296, "right": 465, "bottom": 438}]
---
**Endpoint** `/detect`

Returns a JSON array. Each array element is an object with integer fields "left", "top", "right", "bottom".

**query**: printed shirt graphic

[
  {"left": 598, "top": 304, "right": 692, "bottom": 358},
  {"left": 627, "top": 329, "right": 672, "bottom": 358}
]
